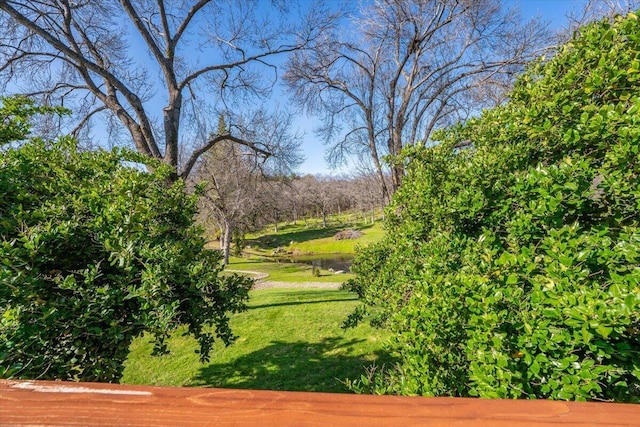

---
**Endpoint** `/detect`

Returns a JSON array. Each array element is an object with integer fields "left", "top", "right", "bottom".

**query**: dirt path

[
  {"left": 225, "top": 269, "right": 343, "bottom": 291},
  {"left": 224, "top": 269, "right": 269, "bottom": 281}
]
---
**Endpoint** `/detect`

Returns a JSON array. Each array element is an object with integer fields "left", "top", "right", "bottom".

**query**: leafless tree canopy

[
  {"left": 0, "top": 0, "right": 333, "bottom": 178},
  {"left": 195, "top": 162, "right": 388, "bottom": 261},
  {"left": 195, "top": 139, "right": 260, "bottom": 264},
  {"left": 561, "top": 0, "right": 639, "bottom": 41},
  {"left": 193, "top": 111, "right": 303, "bottom": 264},
  {"left": 285, "top": 0, "right": 551, "bottom": 197}
]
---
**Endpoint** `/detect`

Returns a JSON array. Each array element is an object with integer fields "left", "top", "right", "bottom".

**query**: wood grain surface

[{"left": 1, "top": 379, "right": 639, "bottom": 426}]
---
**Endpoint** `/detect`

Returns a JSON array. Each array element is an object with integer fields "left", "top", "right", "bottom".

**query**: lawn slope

[{"left": 122, "top": 288, "right": 390, "bottom": 392}]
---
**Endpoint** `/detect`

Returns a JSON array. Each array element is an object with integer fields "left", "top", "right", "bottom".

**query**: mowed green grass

[
  {"left": 122, "top": 288, "right": 390, "bottom": 392},
  {"left": 290, "top": 222, "right": 383, "bottom": 255},
  {"left": 246, "top": 221, "right": 384, "bottom": 256}
]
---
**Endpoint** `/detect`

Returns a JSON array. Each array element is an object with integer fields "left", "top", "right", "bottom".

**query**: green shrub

[
  {"left": 0, "top": 95, "right": 68, "bottom": 145},
  {"left": 0, "top": 100, "right": 252, "bottom": 382},
  {"left": 347, "top": 12, "right": 640, "bottom": 401}
]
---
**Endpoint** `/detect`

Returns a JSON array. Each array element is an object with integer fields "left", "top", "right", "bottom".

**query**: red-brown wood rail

[{"left": 1, "top": 379, "right": 639, "bottom": 426}]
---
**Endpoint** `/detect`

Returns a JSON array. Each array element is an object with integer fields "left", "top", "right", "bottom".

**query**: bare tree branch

[
  {"left": 0, "top": 1, "right": 329, "bottom": 179},
  {"left": 71, "top": 105, "right": 107, "bottom": 138},
  {"left": 286, "top": 0, "right": 551, "bottom": 194},
  {"left": 180, "top": 133, "right": 271, "bottom": 179}
]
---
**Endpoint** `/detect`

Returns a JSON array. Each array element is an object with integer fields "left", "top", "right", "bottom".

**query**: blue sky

[
  {"left": 519, "top": 0, "right": 589, "bottom": 25},
  {"left": 295, "top": 0, "right": 589, "bottom": 176}
]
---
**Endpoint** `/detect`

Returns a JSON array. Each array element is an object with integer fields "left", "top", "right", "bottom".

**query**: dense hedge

[
  {"left": 1, "top": 100, "right": 252, "bottom": 382},
  {"left": 345, "top": 13, "right": 640, "bottom": 401}
]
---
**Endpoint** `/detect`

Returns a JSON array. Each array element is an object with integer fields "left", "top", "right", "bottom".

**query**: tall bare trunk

[
  {"left": 222, "top": 220, "right": 232, "bottom": 265},
  {"left": 273, "top": 210, "right": 279, "bottom": 233},
  {"left": 162, "top": 91, "right": 182, "bottom": 178},
  {"left": 388, "top": 127, "right": 405, "bottom": 193},
  {"left": 367, "top": 117, "right": 390, "bottom": 204}
]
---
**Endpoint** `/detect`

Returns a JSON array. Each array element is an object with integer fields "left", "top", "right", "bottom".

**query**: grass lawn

[
  {"left": 246, "top": 221, "right": 384, "bottom": 256},
  {"left": 122, "top": 288, "right": 390, "bottom": 392}
]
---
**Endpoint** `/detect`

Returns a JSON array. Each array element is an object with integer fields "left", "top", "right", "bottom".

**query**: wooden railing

[{"left": 1, "top": 379, "right": 639, "bottom": 426}]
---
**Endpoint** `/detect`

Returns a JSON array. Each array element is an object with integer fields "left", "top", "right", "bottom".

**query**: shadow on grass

[
  {"left": 193, "top": 337, "right": 393, "bottom": 393},
  {"left": 248, "top": 223, "right": 376, "bottom": 250},
  {"left": 250, "top": 226, "right": 343, "bottom": 249},
  {"left": 247, "top": 289, "right": 354, "bottom": 304},
  {"left": 248, "top": 295, "right": 358, "bottom": 310},
  {"left": 227, "top": 259, "right": 268, "bottom": 264}
]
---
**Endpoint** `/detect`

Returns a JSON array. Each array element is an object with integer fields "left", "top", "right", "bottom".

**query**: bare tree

[
  {"left": 562, "top": 0, "right": 639, "bottom": 41},
  {"left": 297, "top": 175, "right": 335, "bottom": 228},
  {"left": 194, "top": 111, "right": 302, "bottom": 263},
  {"left": 259, "top": 177, "right": 291, "bottom": 233},
  {"left": 196, "top": 139, "right": 260, "bottom": 265},
  {"left": 289, "top": 177, "right": 313, "bottom": 227},
  {"left": 286, "top": 0, "right": 550, "bottom": 196},
  {"left": 348, "top": 162, "right": 389, "bottom": 224},
  {"left": 327, "top": 175, "right": 351, "bottom": 217},
  {"left": 0, "top": 0, "right": 334, "bottom": 179}
]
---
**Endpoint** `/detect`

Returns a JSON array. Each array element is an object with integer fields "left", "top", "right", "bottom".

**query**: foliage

[
  {"left": 0, "top": 100, "right": 252, "bottom": 382},
  {"left": 0, "top": 95, "right": 68, "bottom": 145},
  {"left": 346, "top": 13, "right": 640, "bottom": 401}
]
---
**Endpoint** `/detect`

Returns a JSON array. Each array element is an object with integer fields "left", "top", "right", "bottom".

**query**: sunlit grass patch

[{"left": 122, "top": 288, "right": 390, "bottom": 392}]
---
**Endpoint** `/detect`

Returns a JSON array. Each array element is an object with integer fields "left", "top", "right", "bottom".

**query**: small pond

[{"left": 267, "top": 254, "right": 354, "bottom": 273}]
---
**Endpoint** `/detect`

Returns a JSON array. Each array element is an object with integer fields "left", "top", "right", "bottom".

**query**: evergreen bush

[
  {"left": 346, "top": 12, "right": 640, "bottom": 401},
  {"left": 1, "top": 98, "right": 252, "bottom": 382}
]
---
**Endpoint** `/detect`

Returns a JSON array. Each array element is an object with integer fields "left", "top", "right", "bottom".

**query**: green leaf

[
  {"left": 530, "top": 360, "right": 540, "bottom": 376},
  {"left": 596, "top": 325, "right": 613, "bottom": 339}
]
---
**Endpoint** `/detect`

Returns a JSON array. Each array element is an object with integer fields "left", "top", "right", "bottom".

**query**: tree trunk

[
  {"left": 388, "top": 127, "right": 405, "bottom": 193},
  {"left": 222, "top": 220, "right": 232, "bottom": 265},
  {"left": 366, "top": 119, "right": 391, "bottom": 204},
  {"left": 391, "top": 163, "right": 404, "bottom": 193},
  {"left": 162, "top": 91, "right": 182, "bottom": 175},
  {"left": 273, "top": 210, "right": 279, "bottom": 233}
]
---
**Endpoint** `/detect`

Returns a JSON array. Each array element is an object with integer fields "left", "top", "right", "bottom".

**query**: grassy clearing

[
  {"left": 246, "top": 221, "right": 384, "bottom": 256},
  {"left": 290, "top": 223, "right": 383, "bottom": 255},
  {"left": 122, "top": 288, "right": 390, "bottom": 392}
]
